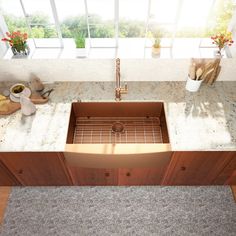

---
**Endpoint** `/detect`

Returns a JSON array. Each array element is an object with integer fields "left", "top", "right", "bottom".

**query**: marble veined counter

[{"left": 0, "top": 81, "right": 235, "bottom": 151}]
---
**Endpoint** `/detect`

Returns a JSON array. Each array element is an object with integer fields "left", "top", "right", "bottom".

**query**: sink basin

[
  {"left": 65, "top": 102, "right": 172, "bottom": 168},
  {"left": 67, "top": 102, "right": 170, "bottom": 144}
]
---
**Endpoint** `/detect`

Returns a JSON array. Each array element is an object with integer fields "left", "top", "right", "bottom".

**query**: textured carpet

[{"left": 0, "top": 186, "right": 236, "bottom": 236}]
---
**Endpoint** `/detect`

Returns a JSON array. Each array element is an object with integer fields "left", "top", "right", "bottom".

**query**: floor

[
  {"left": 0, "top": 186, "right": 236, "bottom": 236},
  {"left": 0, "top": 187, "right": 11, "bottom": 225}
]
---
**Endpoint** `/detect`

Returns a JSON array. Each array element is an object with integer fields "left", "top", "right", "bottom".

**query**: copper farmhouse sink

[{"left": 64, "top": 102, "right": 172, "bottom": 168}]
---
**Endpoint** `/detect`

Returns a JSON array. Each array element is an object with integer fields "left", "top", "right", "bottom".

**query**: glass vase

[{"left": 11, "top": 44, "right": 30, "bottom": 58}]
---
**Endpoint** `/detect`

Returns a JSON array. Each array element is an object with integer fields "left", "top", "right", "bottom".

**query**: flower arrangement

[
  {"left": 1, "top": 31, "right": 29, "bottom": 55},
  {"left": 211, "top": 32, "right": 234, "bottom": 54}
]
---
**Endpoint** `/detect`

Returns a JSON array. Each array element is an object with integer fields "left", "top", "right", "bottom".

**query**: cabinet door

[
  {"left": 118, "top": 168, "right": 165, "bottom": 186},
  {"left": 0, "top": 161, "right": 19, "bottom": 186},
  {"left": 162, "top": 151, "right": 235, "bottom": 185},
  {"left": 214, "top": 154, "right": 236, "bottom": 185},
  {"left": 0, "top": 152, "right": 72, "bottom": 186},
  {"left": 68, "top": 167, "right": 118, "bottom": 186}
]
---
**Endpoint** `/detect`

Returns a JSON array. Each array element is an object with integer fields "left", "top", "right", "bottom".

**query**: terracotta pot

[{"left": 152, "top": 46, "right": 161, "bottom": 55}]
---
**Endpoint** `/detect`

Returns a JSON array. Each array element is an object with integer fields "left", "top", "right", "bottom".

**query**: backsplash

[{"left": 0, "top": 58, "right": 236, "bottom": 82}]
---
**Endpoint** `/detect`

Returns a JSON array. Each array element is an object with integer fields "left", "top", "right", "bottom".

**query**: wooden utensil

[
  {"left": 196, "top": 68, "right": 203, "bottom": 81},
  {"left": 207, "top": 59, "right": 221, "bottom": 85},
  {"left": 202, "top": 68, "right": 214, "bottom": 81},
  {"left": 189, "top": 63, "right": 196, "bottom": 80}
]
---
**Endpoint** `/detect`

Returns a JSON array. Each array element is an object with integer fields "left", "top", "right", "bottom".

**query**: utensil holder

[{"left": 185, "top": 76, "right": 203, "bottom": 92}]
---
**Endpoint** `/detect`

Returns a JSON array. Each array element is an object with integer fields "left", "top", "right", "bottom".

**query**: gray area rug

[{"left": 0, "top": 186, "right": 236, "bottom": 236}]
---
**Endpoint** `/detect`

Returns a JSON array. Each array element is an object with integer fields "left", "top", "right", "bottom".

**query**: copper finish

[
  {"left": 65, "top": 102, "right": 172, "bottom": 168},
  {"left": 64, "top": 144, "right": 172, "bottom": 168},
  {"left": 66, "top": 102, "right": 170, "bottom": 144},
  {"left": 115, "top": 58, "right": 128, "bottom": 101},
  {"left": 73, "top": 116, "right": 163, "bottom": 144},
  {"left": 111, "top": 121, "right": 125, "bottom": 133}
]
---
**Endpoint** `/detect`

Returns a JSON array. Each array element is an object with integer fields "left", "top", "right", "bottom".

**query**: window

[
  {"left": 119, "top": 0, "right": 147, "bottom": 38},
  {"left": 87, "top": 0, "right": 116, "bottom": 47},
  {"left": 0, "top": 0, "right": 235, "bottom": 57},
  {"left": 22, "top": 0, "right": 61, "bottom": 47},
  {"left": 55, "top": 0, "right": 86, "bottom": 49}
]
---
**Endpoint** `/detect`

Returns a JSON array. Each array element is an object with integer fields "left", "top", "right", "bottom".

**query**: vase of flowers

[
  {"left": 2, "top": 31, "right": 30, "bottom": 58},
  {"left": 211, "top": 32, "right": 234, "bottom": 57}
]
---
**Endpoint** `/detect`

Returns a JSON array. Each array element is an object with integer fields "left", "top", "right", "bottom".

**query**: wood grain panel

[
  {"left": 0, "top": 161, "right": 20, "bottom": 186},
  {"left": 68, "top": 167, "right": 118, "bottom": 186},
  {"left": 225, "top": 171, "right": 236, "bottom": 185},
  {"left": 162, "top": 151, "right": 235, "bottom": 185},
  {"left": 214, "top": 154, "right": 236, "bottom": 185},
  {"left": 231, "top": 186, "right": 236, "bottom": 202},
  {"left": 0, "top": 187, "right": 11, "bottom": 225},
  {"left": 118, "top": 168, "right": 165, "bottom": 185},
  {"left": 0, "top": 152, "right": 72, "bottom": 186}
]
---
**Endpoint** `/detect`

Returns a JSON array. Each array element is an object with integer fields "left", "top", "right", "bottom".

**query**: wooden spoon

[
  {"left": 189, "top": 63, "right": 196, "bottom": 80},
  {"left": 196, "top": 68, "right": 203, "bottom": 81}
]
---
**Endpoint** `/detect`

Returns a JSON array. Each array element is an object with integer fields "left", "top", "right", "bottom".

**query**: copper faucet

[{"left": 115, "top": 58, "right": 128, "bottom": 101}]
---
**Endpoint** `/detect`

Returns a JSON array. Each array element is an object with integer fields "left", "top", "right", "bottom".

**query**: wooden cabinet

[
  {"left": 64, "top": 151, "right": 172, "bottom": 186},
  {"left": 68, "top": 167, "right": 167, "bottom": 186},
  {"left": 68, "top": 167, "right": 118, "bottom": 186},
  {"left": 1, "top": 150, "right": 235, "bottom": 186},
  {"left": 162, "top": 151, "right": 235, "bottom": 185},
  {"left": 214, "top": 154, "right": 236, "bottom": 185},
  {"left": 0, "top": 160, "right": 19, "bottom": 186},
  {"left": 118, "top": 168, "right": 166, "bottom": 186},
  {"left": 0, "top": 152, "right": 72, "bottom": 186}
]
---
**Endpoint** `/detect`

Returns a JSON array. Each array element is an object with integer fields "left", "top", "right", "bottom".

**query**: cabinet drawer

[
  {"left": 68, "top": 167, "right": 118, "bottom": 186},
  {"left": 118, "top": 168, "right": 165, "bottom": 186}
]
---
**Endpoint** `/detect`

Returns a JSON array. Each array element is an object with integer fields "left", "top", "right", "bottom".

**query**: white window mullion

[
  {"left": 84, "top": 0, "right": 91, "bottom": 48},
  {"left": 50, "top": 0, "right": 64, "bottom": 48},
  {"left": 19, "top": 0, "right": 36, "bottom": 48},
  {"left": 115, "top": 0, "right": 119, "bottom": 48},
  {"left": 144, "top": 0, "right": 151, "bottom": 48},
  {"left": 171, "top": 0, "right": 184, "bottom": 48},
  {"left": 199, "top": 0, "right": 217, "bottom": 48},
  {"left": 0, "top": 14, "right": 9, "bottom": 57}
]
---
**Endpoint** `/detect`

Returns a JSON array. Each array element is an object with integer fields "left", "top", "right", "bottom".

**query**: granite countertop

[{"left": 0, "top": 81, "right": 236, "bottom": 151}]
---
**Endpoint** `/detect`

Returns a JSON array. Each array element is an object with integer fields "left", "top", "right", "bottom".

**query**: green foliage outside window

[{"left": 2, "top": 0, "right": 234, "bottom": 40}]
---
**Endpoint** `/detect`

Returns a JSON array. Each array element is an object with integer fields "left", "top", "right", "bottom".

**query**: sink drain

[{"left": 111, "top": 121, "right": 125, "bottom": 133}]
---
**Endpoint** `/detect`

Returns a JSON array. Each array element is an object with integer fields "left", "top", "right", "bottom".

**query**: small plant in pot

[
  {"left": 153, "top": 38, "right": 161, "bottom": 55},
  {"left": 74, "top": 33, "right": 87, "bottom": 58},
  {"left": 150, "top": 27, "right": 163, "bottom": 55}
]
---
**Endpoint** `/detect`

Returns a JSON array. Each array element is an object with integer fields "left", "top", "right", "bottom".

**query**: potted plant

[
  {"left": 150, "top": 27, "right": 163, "bottom": 55},
  {"left": 1, "top": 31, "right": 30, "bottom": 57},
  {"left": 211, "top": 32, "right": 234, "bottom": 57},
  {"left": 74, "top": 33, "right": 87, "bottom": 58}
]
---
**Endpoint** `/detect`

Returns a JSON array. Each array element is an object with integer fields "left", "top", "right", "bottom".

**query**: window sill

[{"left": 2, "top": 38, "right": 232, "bottom": 59}]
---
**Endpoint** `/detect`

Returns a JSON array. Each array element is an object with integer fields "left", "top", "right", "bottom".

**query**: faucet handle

[{"left": 120, "top": 83, "right": 128, "bottom": 94}]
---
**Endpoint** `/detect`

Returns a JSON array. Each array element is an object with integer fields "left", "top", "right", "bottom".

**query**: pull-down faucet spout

[{"left": 115, "top": 58, "right": 128, "bottom": 101}]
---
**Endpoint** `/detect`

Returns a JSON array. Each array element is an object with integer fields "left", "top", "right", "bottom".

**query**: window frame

[{"left": 0, "top": 0, "right": 232, "bottom": 50}]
